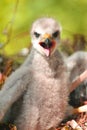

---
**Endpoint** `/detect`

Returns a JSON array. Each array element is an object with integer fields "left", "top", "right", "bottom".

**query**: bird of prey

[{"left": 0, "top": 17, "right": 70, "bottom": 130}]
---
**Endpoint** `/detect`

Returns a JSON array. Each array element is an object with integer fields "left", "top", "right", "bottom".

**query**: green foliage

[{"left": 0, "top": 0, "right": 87, "bottom": 55}]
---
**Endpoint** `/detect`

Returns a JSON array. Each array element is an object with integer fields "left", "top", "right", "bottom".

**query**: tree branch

[{"left": 70, "top": 70, "right": 87, "bottom": 93}]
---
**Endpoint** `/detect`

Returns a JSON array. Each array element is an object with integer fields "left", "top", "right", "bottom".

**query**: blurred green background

[{"left": 0, "top": 0, "right": 87, "bottom": 55}]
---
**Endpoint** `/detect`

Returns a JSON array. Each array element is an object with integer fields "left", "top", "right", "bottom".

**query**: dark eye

[
  {"left": 52, "top": 31, "right": 60, "bottom": 38},
  {"left": 34, "top": 32, "right": 40, "bottom": 38}
]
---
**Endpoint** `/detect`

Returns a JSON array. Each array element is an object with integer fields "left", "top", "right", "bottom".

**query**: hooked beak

[{"left": 39, "top": 34, "right": 56, "bottom": 56}]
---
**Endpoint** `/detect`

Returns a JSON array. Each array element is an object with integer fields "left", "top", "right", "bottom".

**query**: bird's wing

[
  {"left": 0, "top": 66, "right": 31, "bottom": 121},
  {"left": 66, "top": 51, "right": 87, "bottom": 72},
  {"left": 66, "top": 55, "right": 77, "bottom": 72}
]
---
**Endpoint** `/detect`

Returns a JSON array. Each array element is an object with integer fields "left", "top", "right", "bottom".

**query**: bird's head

[{"left": 30, "top": 17, "right": 62, "bottom": 57}]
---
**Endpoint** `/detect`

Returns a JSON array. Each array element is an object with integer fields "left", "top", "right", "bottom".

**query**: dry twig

[
  {"left": 73, "top": 105, "right": 87, "bottom": 113},
  {"left": 70, "top": 70, "right": 87, "bottom": 93},
  {"left": 68, "top": 120, "right": 82, "bottom": 130}
]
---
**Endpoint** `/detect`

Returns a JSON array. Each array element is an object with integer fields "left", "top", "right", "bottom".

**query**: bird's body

[{"left": 0, "top": 17, "right": 69, "bottom": 130}]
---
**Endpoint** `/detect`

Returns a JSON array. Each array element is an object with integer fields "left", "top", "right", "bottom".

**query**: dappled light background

[{"left": 0, "top": 0, "right": 87, "bottom": 55}]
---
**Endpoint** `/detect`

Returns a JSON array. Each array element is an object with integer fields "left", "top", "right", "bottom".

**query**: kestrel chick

[{"left": 0, "top": 17, "right": 69, "bottom": 130}]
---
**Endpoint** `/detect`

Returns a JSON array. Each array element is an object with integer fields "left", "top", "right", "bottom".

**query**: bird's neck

[{"left": 28, "top": 47, "right": 65, "bottom": 77}]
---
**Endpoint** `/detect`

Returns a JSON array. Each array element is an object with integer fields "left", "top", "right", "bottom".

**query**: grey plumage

[
  {"left": 67, "top": 51, "right": 87, "bottom": 82},
  {"left": 0, "top": 17, "right": 69, "bottom": 130}
]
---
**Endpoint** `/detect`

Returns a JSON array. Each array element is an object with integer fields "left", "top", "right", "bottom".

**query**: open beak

[{"left": 39, "top": 34, "right": 56, "bottom": 56}]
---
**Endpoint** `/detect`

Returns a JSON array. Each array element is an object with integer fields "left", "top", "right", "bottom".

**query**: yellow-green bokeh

[{"left": 0, "top": 0, "right": 87, "bottom": 55}]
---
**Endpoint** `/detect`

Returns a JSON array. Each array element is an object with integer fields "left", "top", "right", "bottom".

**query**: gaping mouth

[
  {"left": 39, "top": 39, "right": 56, "bottom": 56},
  {"left": 39, "top": 40, "right": 55, "bottom": 49},
  {"left": 39, "top": 42, "right": 52, "bottom": 49}
]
